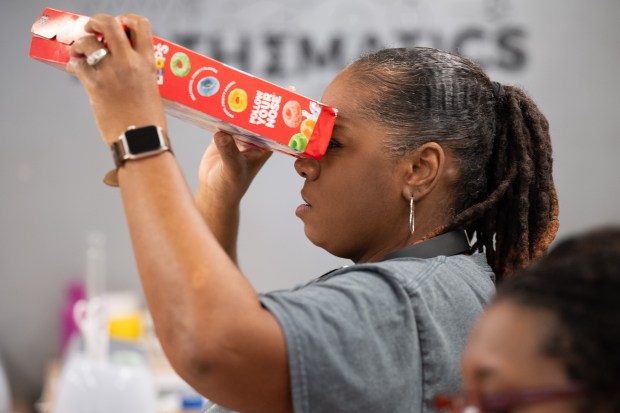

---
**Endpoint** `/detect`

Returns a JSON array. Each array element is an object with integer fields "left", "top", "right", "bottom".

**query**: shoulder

[
  {"left": 258, "top": 254, "right": 495, "bottom": 412},
  {"left": 261, "top": 254, "right": 495, "bottom": 323},
  {"left": 326, "top": 253, "right": 495, "bottom": 295}
]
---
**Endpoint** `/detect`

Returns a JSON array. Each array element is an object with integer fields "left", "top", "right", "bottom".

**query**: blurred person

[
  {"left": 64, "top": 14, "right": 558, "bottom": 413},
  {"left": 436, "top": 227, "right": 620, "bottom": 413}
]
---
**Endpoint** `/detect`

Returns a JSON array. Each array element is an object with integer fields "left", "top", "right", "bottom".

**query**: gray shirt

[{"left": 207, "top": 253, "right": 495, "bottom": 413}]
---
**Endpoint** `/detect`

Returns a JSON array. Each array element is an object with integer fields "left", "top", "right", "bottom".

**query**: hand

[
  {"left": 67, "top": 14, "right": 167, "bottom": 145},
  {"left": 197, "top": 85, "right": 295, "bottom": 205},
  {"left": 197, "top": 131, "right": 272, "bottom": 206}
]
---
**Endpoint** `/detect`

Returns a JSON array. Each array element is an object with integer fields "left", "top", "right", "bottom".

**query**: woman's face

[
  {"left": 294, "top": 71, "right": 411, "bottom": 262},
  {"left": 460, "top": 300, "right": 581, "bottom": 413}
]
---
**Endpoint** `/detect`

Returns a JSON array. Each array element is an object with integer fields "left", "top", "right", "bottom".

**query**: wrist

[
  {"left": 99, "top": 110, "right": 167, "bottom": 145},
  {"left": 104, "top": 125, "right": 172, "bottom": 186}
]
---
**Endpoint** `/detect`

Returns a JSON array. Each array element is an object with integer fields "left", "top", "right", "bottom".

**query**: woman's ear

[{"left": 401, "top": 142, "right": 446, "bottom": 201}]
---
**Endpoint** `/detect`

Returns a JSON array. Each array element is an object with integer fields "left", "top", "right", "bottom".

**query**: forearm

[
  {"left": 118, "top": 153, "right": 260, "bottom": 357},
  {"left": 193, "top": 132, "right": 272, "bottom": 264},
  {"left": 68, "top": 13, "right": 289, "bottom": 410},
  {"left": 116, "top": 153, "right": 290, "bottom": 412},
  {"left": 194, "top": 185, "right": 240, "bottom": 263}
]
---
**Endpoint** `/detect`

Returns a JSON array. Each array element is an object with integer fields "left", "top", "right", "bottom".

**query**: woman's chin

[{"left": 304, "top": 229, "right": 353, "bottom": 260}]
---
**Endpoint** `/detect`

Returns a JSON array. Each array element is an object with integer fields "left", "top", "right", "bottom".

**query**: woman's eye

[{"left": 327, "top": 139, "right": 342, "bottom": 150}]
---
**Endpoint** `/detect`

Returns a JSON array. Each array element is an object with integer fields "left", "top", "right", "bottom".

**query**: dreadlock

[
  {"left": 494, "top": 227, "right": 620, "bottom": 413},
  {"left": 346, "top": 47, "right": 558, "bottom": 280}
]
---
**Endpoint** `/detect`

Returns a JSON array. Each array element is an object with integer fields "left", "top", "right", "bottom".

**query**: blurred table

[{"left": 39, "top": 360, "right": 204, "bottom": 413}]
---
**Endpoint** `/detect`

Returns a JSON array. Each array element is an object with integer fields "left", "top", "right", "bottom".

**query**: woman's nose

[{"left": 294, "top": 157, "right": 320, "bottom": 180}]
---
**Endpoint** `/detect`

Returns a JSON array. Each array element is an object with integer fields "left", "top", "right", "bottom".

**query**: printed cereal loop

[
  {"left": 289, "top": 133, "right": 308, "bottom": 152},
  {"left": 228, "top": 88, "right": 248, "bottom": 112},
  {"left": 282, "top": 100, "right": 302, "bottom": 128},
  {"left": 170, "top": 52, "right": 191, "bottom": 77},
  {"left": 300, "top": 118, "right": 316, "bottom": 139},
  {"left": 197, "top": 76, "right": 220, "bottom": 97},
  {"left": 155, "top": 57, "right": 165, "bottom": 69},
  {"left": 309, "top": 101, "right": 321, "bottom": 118}
]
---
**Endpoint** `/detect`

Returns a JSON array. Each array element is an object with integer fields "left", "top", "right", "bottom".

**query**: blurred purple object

[{"left": 61, "top": 280, "right": 86, "bottom": 355}]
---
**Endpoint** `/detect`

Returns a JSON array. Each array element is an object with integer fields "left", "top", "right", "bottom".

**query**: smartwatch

[{"left": 103, "top": 125, "right": 172, "bottom": 187}]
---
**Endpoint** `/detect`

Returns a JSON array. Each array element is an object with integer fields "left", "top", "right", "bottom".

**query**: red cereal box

[{"left": 29, "top": 8, "right": 337, "bottom": 160}]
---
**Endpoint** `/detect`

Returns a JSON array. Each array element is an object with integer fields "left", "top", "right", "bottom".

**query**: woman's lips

[
  {"left": 295, "top": 202, "right": 311, "bottom": 218},
  {"left": 296, "top": 195, "right": 311, "bottom": 218}
]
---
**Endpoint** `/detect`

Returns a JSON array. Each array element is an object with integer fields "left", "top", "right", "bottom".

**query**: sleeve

[{"left": 259, "top": 268, "right": 424, "bottom": 413}]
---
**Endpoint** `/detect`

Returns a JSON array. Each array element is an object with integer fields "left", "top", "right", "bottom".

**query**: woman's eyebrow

[
  {"left": 473, "top": 365, "right": 496, "bottom": 383},
  {"left": 333, "top": 123, "right": 347, "bottom": 132},
  {"left": 333, "top": 114, "right": 350, "bottom": 131}
]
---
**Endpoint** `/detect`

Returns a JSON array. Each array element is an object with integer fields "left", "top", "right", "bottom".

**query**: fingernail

[{"left": 67, "top": 59, "right": 78, "bottom": 72}]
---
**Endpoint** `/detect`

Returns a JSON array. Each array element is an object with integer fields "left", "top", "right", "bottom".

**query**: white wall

[{"left": 1, "top": 0, "right": 619, "bottom": 403}]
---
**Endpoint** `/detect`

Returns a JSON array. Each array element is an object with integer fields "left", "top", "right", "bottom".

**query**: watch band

[{"left": 103, "top": 125, "right": 172, "bottom": 187}]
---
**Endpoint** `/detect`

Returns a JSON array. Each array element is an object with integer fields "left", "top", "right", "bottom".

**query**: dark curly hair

[
  {"left": 494, "top": 227, "right": 620, "bottom": 413},
  {"left": 346, "top": 47, "right": 558, "bottom": 280}
]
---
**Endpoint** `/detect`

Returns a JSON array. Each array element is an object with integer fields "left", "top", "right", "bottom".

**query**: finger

[
  {"left": 66, "top": 56, "right": 90, "bottom": 79},
  {"left": 235, "top": 139, "right": 260, "bottom": 152},
  {"left": 68, "top": 35, "right": 109, "bottom": 78},
  {"left": 287, "top": 85, "right": 296, "bottom": 92},
  {"left": 213, "top": 131, "right": 243, "bottom": 163},
  {"left": 250, "top": 148, "right": 273, "bottom": 167},
  {"left": 119, "top": 14, "right": 154, "bottom": 58},
  {"left": 84, "top": 14, "right": 130, "bottom": 57},
  {"left": 214, "top": 131, "right": 272, "bottom": 168},
  {"left": 237, "top": 142, "right": 272, "bottom": 161},
  {"left": 69, "top": 34, "right": 104, "bottom": 58}
]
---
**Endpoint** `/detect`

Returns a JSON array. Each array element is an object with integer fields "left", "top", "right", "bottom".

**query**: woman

[
  {"left": 440, "top": 228, "right": 620, "bottom": 413},
  {"left": 66, "top": 14, "right": 558, "bottom": 413}
]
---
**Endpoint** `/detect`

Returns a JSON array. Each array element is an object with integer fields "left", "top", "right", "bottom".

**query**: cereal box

[{"left": 29, "top": 8, "right": 337, "bottom": 160}]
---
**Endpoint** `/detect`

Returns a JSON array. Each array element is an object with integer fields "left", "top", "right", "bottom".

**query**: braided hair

[
  {"left": 346, "top": 47, "right": 558, "bottom": 280},
  {"left": 494, "top": 227, "right": 620, "bottom": 413}
]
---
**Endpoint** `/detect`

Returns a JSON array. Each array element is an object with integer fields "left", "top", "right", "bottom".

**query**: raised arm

[
  {"left": 194, "top": 133, "right": 271, "bottom": 264},
  {"left": 67, "top": 14, "right": 290, "bottom": 413}
]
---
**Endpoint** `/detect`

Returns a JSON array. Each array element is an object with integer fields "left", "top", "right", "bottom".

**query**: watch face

[{"left": 125, "top": 126, "right": 163, "bottom": 154}]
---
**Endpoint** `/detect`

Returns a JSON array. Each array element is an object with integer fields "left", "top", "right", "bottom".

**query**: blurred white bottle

[
  {"left": 0, "top": 354, "right": 9, "bottom": 413},
  {"left": 54, "top": 231, "right": 157, "bottom": 413},
  {"left": 84, "top": 231, "right": 108, "bottom": 362}
]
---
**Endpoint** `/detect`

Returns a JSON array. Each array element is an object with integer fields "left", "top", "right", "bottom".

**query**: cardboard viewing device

[{"left": 30, "top": 8, "right": 338, "bottom": 160}]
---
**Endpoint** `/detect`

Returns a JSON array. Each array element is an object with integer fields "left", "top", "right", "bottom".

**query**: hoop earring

[{"left": 409, "top": 196, "right": 415, "bottom": 235}]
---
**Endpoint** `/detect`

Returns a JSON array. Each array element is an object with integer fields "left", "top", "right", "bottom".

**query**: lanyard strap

[
  {"left": 309, "top": 230, "right": 471, "bottom": 285},
  {"left": 383, "top": 230, "right": 470, "bottom": 260}
]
